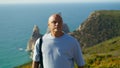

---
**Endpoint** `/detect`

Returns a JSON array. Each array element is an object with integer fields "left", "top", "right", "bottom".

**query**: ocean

[{"left": 0, "top": 3, "right": 120, "bottom": 68}]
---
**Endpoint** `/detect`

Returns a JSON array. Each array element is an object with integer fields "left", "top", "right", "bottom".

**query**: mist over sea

[{"left": 0, "top": 3, "right": 120, "bottom": 68}]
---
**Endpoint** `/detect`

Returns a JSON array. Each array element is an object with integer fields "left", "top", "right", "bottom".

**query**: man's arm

[
  {"left": 32, "top": 61, "right": 39, "bottom": 68},
  {"left": 73, "top": 39, "right": 85, "bottom": 68},
  {"left": 32, "top": 38, "right": 41, "bottom": 68},
  {"left": 78, "top": 66, "right": 84, "bottom": 68}
]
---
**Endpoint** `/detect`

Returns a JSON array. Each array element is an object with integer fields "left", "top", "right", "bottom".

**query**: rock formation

[
  {"left": 26, "top": 25, "right": 42, "bottom": 58},
  {"left": 71, "top": 10, "right": 120, "bottom": 48}
]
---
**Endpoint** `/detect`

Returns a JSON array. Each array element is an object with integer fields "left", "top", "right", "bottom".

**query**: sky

[{"left": 0, "top": 0, "right": 120, "bottom": 4}]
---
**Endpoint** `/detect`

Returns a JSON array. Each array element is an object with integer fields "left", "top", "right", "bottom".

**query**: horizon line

[{"left": 0, "top": 1, "right": 120, "bottom": 5}]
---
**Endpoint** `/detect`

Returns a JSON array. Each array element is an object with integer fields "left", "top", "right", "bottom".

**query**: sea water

[{"left": 0, "top": 3, "right": 120, "bottom": 68}]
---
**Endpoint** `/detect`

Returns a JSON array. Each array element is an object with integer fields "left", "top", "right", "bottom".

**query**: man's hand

[{"left": 32, "top": 61, "right": 39, "bottom": 68}]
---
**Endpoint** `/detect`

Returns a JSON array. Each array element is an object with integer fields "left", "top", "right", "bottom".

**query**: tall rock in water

[{"left": 26, "top": 25, "right": 42, "bottom": 53}]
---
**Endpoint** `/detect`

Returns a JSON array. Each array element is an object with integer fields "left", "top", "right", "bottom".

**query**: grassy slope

[
  {"left": 83, "top": 36, "right": 120, "bottom": 55},
  {"left": 83, "top": 36, "right": 120, "bottom": 68},
  {"left": 14, "top": 61, "right": 32, "bottom": 68}
]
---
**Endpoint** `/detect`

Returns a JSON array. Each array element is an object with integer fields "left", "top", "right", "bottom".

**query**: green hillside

[
  {"left": 14, "top": 61, "right": 32, "bottom": 68},
  {"left": 83, "top": 36, "right": 120, "bottom": 68}
]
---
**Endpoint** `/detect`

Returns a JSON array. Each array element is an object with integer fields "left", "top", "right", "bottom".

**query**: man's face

[{"left": 48, "top": 15, "right": 63, "bottom": 33}]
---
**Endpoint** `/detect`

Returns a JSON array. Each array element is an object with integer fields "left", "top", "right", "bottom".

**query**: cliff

[{"left": 71, "top": 10, "right": 120, "bottom": 48}]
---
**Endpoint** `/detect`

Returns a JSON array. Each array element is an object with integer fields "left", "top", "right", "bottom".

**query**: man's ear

[{"left": 48, "top": 23, "right": 50, "bottom": 28}]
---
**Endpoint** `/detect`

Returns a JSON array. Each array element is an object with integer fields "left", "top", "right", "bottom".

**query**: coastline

[{"left": 14, "top": 61, "right": 32, "bottom": 68}]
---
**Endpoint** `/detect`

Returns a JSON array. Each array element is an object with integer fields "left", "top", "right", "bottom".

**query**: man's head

[{"left": 48, "top": 14, "right": 63, "bottom": 34}]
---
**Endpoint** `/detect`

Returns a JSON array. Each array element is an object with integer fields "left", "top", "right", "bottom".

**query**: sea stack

[{"left": 26, "top": 25, "right": 42, "bottom": 57}]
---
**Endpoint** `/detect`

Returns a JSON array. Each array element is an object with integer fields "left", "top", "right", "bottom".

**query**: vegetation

[
  {"left": 83, "top": 36, "right": 120, "bottom": 68},
  {"left": 14, "top": 61, "right": 32, "bottom": 68},
  {"left": 85, "top": 54, "right": 120, "bottom": 68},
  {"left": 83, "top": 36, "right": 120, "bottom": 54}
]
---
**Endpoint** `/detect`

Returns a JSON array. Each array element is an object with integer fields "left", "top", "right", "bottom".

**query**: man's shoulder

[
  {"left": 64, "top": 34, "right": 77, "bottom": 41},
  {"left": 43, "top": 33, "right": 50, "bottom": 38},
  {"left": 65, "top": 34, "right": 76, "bottom": 39}
]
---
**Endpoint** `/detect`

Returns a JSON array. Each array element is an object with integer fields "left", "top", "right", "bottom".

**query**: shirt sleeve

[
  {"left": 33, "top": 38, "right": 40, "bottom": 62},
  {"left": 73, "top": 39, "right": 85, "bottom": 66}
]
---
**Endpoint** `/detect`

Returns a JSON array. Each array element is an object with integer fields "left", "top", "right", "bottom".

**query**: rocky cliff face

[{"left": 71, "top": 10, "right": 120, "bottom": 48}]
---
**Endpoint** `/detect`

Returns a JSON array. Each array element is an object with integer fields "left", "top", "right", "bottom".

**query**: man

[{"left": 32, "top": 14, "right": 85, "bottom": 68}]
